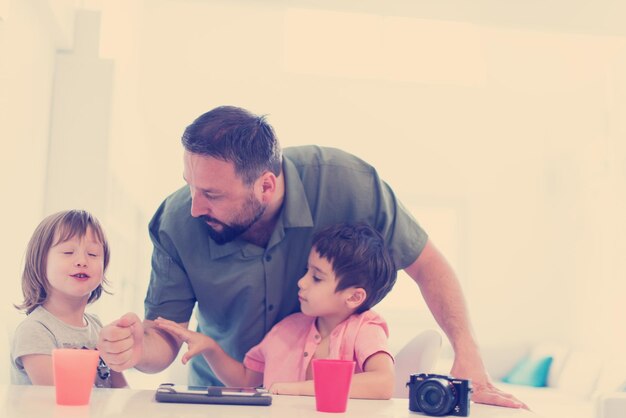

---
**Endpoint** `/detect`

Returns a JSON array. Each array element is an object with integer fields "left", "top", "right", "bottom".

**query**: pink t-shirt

[{"left": 243, "top": 310, "right": 392, "bottom": 389}]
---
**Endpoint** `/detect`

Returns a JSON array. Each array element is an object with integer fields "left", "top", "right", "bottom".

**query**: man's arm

[
  {"left": 404, "top": 239, "right": 527, "bottom": 409},
  {"left": 97, "top": 313, "right": 186, "bottom": 374}
]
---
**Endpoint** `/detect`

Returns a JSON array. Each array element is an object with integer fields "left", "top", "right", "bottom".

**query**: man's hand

[
  {"left": 154, "top": 317, "right": 217, "bottom": 364},
  {"left": 97, "top": 312, "right": 144, "bottom": 372},
  {"left": 451, "top": 356, "right": 529, "bottom": 409}
]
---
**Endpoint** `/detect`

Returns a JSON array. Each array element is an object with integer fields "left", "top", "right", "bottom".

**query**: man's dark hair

[
  {"left": 181, "top": 106, "right": 283, "bottom": 185},
  {"left": 312, "top": 222, "right": 397, "bottom": 313}
]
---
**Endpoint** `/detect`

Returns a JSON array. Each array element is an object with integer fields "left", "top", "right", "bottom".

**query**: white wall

[
  {"left": 0, "top": 0, "right": 75, "bottom": 319},
  {"left": 94, "top": 0, "right": 626, "bottom": 352},
  {"left": 2, "top": 0, "right": 626, "bottom": 385},
  {"left": 0, "top": 0, "right": 76, "bottom": 382}
]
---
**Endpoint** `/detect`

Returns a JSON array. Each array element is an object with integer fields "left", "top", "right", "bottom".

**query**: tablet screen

[{"left": 170, "top": 385, "right": 264, "bottom": 396}]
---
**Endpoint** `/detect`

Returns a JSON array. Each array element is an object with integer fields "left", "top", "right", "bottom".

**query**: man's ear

[
  {"left": 257, "top": 172, "right": 277, "bottom": 200},
  {"left": 345, "top": 288, "right": 367, "bottom": 310}
]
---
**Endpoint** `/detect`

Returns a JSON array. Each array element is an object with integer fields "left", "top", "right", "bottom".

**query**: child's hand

[
  {"left": 268, "top": 382, "right": 290, "bottom": 395},
  {"left": 154, "top": 317, "right": 217, "bottom": 364},
  {"left": 268, "top": 381, "right": 308, "bottom": 396}
]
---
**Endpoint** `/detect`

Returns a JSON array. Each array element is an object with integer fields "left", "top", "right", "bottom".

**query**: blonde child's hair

[{"left": 15, "top": 210, "right": 111, "bottom": 314}]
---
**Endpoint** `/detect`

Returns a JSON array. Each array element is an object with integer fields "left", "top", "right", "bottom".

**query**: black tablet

[{"left": 155, "top": 383, "right": 272, "bottom": 406}]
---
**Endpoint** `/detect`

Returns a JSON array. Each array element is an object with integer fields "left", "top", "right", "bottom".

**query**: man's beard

[{"left": 200, "top": 196, "right": 266, "bottom": 245}]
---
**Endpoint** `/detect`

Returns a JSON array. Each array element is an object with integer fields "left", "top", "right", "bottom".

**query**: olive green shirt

[{"left": 145, "top": 145, "right": 427, "bottom": 385}]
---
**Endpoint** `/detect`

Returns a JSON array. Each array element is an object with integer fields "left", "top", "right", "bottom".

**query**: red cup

[
  {"left": 52, "top": 348, "right": 100, "bottom": 405},
  {"left": 312, "top": 359, "right": 356, "bottom": 413}
]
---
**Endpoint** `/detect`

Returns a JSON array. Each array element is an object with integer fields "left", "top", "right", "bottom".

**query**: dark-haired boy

[{"left": 156, "top": 223, "right": 397, "bottom": 399}]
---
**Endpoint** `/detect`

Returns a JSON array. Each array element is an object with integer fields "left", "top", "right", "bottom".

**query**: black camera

[{"left": 407, "top": 373, "right": 471, "bottom": 417}]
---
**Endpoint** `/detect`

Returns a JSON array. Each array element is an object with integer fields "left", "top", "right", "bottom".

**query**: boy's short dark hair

[{"left": 312, "top": 222, "right": 397, "bottom": 313}]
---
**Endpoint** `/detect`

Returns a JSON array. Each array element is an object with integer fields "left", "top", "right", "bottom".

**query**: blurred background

[{"left": 1, "top": 0, "right": 625, "bottom": 388}]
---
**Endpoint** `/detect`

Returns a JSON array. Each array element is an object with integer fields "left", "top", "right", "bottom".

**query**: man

[{"left": 98, "top": 106, "right": 525, "bottom": 408}]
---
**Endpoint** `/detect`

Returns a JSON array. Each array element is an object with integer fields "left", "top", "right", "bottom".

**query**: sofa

[{"left": 434, "top": 342, "right": 626, "bottom": 418}]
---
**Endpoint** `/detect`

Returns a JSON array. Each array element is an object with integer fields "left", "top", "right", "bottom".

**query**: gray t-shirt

[
  {"left": 145, "top": 145, "right": 428, "bottom": 385},
  {"left": 10, "top": 306, "right": 113, "bottom": 387}
]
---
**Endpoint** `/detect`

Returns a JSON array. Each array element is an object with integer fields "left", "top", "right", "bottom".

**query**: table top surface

[{"left": 0, "top": 385, "right": 537, "bottom": 418}]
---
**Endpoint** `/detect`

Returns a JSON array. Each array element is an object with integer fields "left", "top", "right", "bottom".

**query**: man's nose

[{"left": 190, "top": 191, "right": 209, "bottom": 218}]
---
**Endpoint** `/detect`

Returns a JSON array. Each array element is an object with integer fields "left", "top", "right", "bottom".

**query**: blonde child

[
  {"left": 156, "top": 222, "right": 397, "bottom": 399},
  {"left": 11, "top": 210, "right": 126, "bottom": 387}
]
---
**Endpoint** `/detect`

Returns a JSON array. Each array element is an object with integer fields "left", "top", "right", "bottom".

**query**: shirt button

[
  {"left": 303, "top": 352, "right": 308, "bottom": 357},
  {"left": 268, "top": 304, "right": 274, "bottom": 311},
  {"left": 314, "top": 334, "right": 320, "bottom": 340},
  {"left": 265, "top": 255, "right": 272, "bottom": 262}
]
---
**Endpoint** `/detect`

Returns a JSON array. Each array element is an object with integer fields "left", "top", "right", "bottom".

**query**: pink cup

[
  {"left": 52, "top": 348, "right": 100, "bottom": 405},
  {"left": 312, "top": 359, "right": 356, "bottom": 413}
]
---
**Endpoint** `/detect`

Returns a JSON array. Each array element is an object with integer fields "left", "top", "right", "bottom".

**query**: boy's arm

[
  {"left": 154, "top": 318, "right": 263, "bottom": 388},
  {"left": 269, "top": 352, "right": 394, "bottom": 399},
  {"left": 198, "top": 335, "right": 264, "bottom": 388},
  {"left": 21, "top": 354, "right": 54, "bottom": 385},
  {"left": 346, "top": 352, "right": 394, "bottom": 399}
]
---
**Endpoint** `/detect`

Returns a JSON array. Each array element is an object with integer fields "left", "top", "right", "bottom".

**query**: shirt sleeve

[
  {"left": 11, "top": 320, "right": 57, "bottom": 368},
  {"left": 371, "top": 171, "right": 428, "bottom": 269},
  {"left": 291, "top": 147, "right": 428, "bottom": 270},
  {"left": 243, "top": 341, "right": 266, "bottom": 374},
  {"left": 242, "top": 314, "right": 300, "bottom": 374},
  {"left": 144, "top": 201, "right": 197, "bottom": 323},
  {"left": 353, "top": 315, "right": 394, "bottom": 371}
]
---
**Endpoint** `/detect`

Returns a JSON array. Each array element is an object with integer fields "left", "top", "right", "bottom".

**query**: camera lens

[{"left": 415, "top": 378, "right": 457, "bottom": 416}]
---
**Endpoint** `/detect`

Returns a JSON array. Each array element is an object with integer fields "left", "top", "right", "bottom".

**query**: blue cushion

[{"left": 501, "top": 355, "right": 553, "bottom": 387}]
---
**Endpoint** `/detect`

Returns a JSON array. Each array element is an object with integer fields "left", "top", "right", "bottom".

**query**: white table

[{"left": 0, "top": 385, "right": 537, "bottom": 418}]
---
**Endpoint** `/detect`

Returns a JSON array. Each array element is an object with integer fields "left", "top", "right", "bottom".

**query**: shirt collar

[
  {"left": 207, "top": 234, "right": 249, "bottom": 260},
  {"left": 281, "top": 156, "right": 314, "bottom": 228}
]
